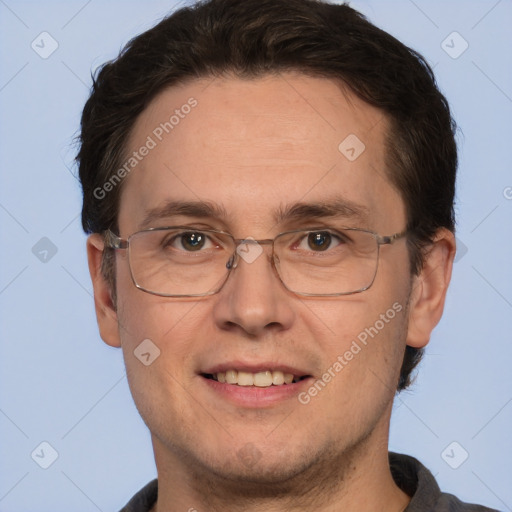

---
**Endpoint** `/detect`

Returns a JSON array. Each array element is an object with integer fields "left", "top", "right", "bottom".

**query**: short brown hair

[{"left": 76, "top": 0, "right": 457, "bottom": 391}]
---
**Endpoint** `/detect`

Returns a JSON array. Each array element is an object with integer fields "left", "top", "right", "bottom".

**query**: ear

[
  {"left": 406, "top": 229, "right": 456, "bottom": 348},
  {"left": 86, "top": 233, "right": 121, "bottom": 348}
]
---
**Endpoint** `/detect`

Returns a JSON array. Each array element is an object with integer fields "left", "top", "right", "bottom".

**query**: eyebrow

[
  {"left": 274, "top": 198, "right": 370, "bottom": 226},
  {"left": 138, "top": 197, "right": 370, "bottom": 230},
  {"left": 139, "top": 200, "right": 229, "bottom": 230}
]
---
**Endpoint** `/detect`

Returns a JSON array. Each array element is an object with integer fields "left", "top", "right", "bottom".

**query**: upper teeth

[{"left": 214, "top": 370, "right": 296, "bottom": 387}]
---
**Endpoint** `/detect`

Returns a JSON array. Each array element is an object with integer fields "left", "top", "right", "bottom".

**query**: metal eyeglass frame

[{"left": 103, "top": 226, "right": 408, "bottom": 298}]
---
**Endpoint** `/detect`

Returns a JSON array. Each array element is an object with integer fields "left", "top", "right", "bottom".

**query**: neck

[{"left": 150, "top": 414, "right": 410, "bottom": 512}]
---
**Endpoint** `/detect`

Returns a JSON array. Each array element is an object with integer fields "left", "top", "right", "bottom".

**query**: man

[{"left": 78, "top": 0, "right": 498, "bottom": 510}]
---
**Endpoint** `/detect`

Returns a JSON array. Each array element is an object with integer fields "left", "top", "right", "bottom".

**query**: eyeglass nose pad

[{"left": 226, "top": 253, "right": 238, "bottom": 270}]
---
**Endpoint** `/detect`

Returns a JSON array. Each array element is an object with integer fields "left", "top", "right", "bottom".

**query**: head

[{"left": 80, "top": 0, "right": 456, "bottom": 492}]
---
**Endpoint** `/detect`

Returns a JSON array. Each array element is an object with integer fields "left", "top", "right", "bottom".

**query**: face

[{"left": 93, "top": 73, "right": 421, "bottom": 485}]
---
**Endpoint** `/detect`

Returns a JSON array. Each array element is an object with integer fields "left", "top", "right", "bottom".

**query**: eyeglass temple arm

[
  {"left": 377, "top": 229, "right": 408, "bottom": 245},
  {"left": 103, "top": 230, "right": 128, "bottom": 250}
]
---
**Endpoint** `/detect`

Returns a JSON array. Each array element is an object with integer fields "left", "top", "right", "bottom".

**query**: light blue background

[{"left": 0, "top": 1, "right": 511, "bottom": 510}]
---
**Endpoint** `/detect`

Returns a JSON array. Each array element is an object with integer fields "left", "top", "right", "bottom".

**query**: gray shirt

[{"left": 119, "top": 452, "right": 500, "bottom": 511}]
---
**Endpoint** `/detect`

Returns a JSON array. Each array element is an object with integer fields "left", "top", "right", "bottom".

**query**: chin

[
  {"left": 202, "top": 458, "right": 314, "bottom": 496},
  {"left": 190, "top": 439, "right": 334, "bottom": 489}
]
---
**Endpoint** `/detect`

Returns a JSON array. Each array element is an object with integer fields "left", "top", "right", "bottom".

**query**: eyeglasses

[{"left": 103, "top": 226, "right": 407, "bottom": 297}]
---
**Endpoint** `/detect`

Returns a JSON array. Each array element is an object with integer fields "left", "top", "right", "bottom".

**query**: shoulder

[
  {"left": 118, "top": 479, "right": 158, "bottom": 512},
  {"left": 433, "top": 491, "right": 502, "bottom": 512},
  {"left": 389, "top": 452, "right": 500, "bottom": 512}
]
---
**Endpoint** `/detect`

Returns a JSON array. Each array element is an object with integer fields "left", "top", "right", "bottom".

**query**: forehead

[{"left": 118, "top": 73, "right": 405, "bottom": 234}]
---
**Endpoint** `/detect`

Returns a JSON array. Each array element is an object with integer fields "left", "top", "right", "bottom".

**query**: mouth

[
  {"left": 199, "top": 364, "right": 314, "bottom": 407},
  {"left": 201, "top": 370, "right": 311, "bottom": 387}
]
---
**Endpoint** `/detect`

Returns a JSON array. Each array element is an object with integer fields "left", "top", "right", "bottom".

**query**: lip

[
  {"left": 201, "top": 361, "right": 311, "bottom": 377},
  {"left": 200, "top": 374, "right": 314, "bottom": 407},
  {"left": 198, "top": 360, "right": 314, "bottom": 408}
]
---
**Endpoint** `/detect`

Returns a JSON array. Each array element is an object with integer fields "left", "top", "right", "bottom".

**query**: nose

[{"left": 212, "top": 241, "right": 295, "bottom": 337}]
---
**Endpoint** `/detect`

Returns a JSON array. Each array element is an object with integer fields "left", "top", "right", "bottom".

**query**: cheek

[
  {"left": 116, "top": 296, "right": 231, "bottom": 455},
  {"left": 116, "top": 295, "right": 209, "bottom": 431},
  {"left": 297, "top": 275, "right": 410, "bottom": 397},
  {"left": 116, "top": 291, "right": 207, "bottom": 359},
  {"left": 296, "top": 298, "right": 408, "bottom": 437},
  {"left": 114, "top": 255, "right": 193, "bottom": 344}
]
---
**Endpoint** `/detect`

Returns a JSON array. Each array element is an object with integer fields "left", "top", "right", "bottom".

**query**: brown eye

[
  {"left": 307, "top": 232, "right": 332, "bottom": 251},
  {"left": 163, "top": 231, "right": 210, "bottom": 252},
  {"left": 179, "top": 232, "right": 206, "bottom": 251}
]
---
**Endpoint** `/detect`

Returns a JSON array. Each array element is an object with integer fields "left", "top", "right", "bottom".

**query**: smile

[{"left": 203, "top": 370, "right": 310, "bottom": 387}]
